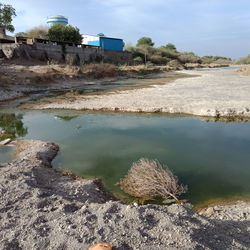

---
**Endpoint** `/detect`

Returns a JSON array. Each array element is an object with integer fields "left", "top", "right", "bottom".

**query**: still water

[
  {"left": 0, "top": 146, "right": 15, "bottom": 163},
  {"left": 1, "top": 110, "right": 250, "bottom": 207}
]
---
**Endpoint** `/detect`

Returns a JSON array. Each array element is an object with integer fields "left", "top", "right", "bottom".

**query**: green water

[
  {"left": 0, "top": 146, "right": 15, "bottom": 163},
  {"left": 1, "top": 110, "right": 250, "bottom": 206}
]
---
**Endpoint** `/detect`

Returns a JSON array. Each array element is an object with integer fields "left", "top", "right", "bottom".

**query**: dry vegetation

[
  {"left": 235, "top": 67, "right": 250, "bottom": 75},
  {"left": 235, "top": 54, "right": 250, "bottom": 65},
  {"left": 126, "top": 42, "right": 232, "bottom": 67},
  {"left": 118, "top": 158, "right": 187, "bottom": 202},
  {"left": 0, "top": 63, "right": 119, "bottom": 86},
  {"left": 0, "top": 61, "right": 230, "bottom": 88}
]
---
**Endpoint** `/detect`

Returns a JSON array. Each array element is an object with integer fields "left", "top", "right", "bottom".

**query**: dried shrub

[
  {"left": 149, "top": 55, "right": 169, "bottom": 65},
  {"left": 117, "top": 158, "right": 187, "bottom": 201},
  {"left": 167, "top": 59, "right": 184, "bottom": 69},
  {"left": 236, "top": 54, "right": 250, "bottom": 64},
  {"left": 236, "top": 67, "right": 250, "bottom": 75},
  {"left": 81, "top": 63, "right": 118, "bottom": 78},
  {"left": 62, "top": 65, "right": 82, "bottom": 76},
  {"left": 178, "top": 53, "right": 200, "bottom": 64}
]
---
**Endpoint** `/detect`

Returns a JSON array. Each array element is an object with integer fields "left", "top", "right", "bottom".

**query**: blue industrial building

[
  {"left": 46, "top": 15, "right": 68, "bottom": 26},
  {"left": 82, "top": 35, "right": 124, "bottom": 51}
]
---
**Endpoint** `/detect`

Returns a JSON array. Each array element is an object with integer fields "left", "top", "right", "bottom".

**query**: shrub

[
  {"left": 235, "top": 55, "right": 250, "bottom": 65},
  {"left": 178, "top": 53, "right": 200, "bottom": 64},
  {"left": 201, "top": 56, "right": 232, "bottom": 65},
  {"left": 16, "top": 25, "right": 48, "bottom": 39},
  {"left": 117, "top": 158, "right": 187, "bottom": 202},
  {"left": 81, "top": 63, "right": 118, "bottom": 78},
  {"left": 167, "top": 59, "right": 183, "bottom": 68},
  {"left": 157, "top": 47, "right": 179, "bottom": 59},
  {"left": 133, "top": 56, "right": 143, "bottom": 64},
  {"left": 149, "top": 55, "right": 169, "bottom": 65}
]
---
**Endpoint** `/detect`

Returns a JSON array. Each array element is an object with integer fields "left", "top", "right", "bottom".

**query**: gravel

[
  {"left": 30, "top": 67, "right": 250, "bottom": 118},
  {"left": 0, "top": 139, "right": 249, "bottom": 249}
]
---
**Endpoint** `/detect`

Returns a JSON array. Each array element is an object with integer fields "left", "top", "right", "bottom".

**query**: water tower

[{"left": 46, "top": 15, "right": 68, "bottom": 26}]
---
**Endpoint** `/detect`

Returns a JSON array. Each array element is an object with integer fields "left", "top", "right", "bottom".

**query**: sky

[{"left": 3, "top": 0, "right": 250, "bottom": 59}]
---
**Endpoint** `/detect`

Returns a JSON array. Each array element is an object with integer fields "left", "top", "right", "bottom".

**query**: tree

[
  {"left": 16, "top": 25, "right": 48, "bottom": 39},
  {"left": 136, "top": 37, "right": 154, "bottom": 47},
  {"left": 117, "top": 158, "right": 187, "bottom": 202},
  {"left": 164, "top": 43, "right": 177, "bottom": 51},
  {"left": 47, "top": 24, "right": 82, "bottom": 43},
  {"left": 0, "top": 2, "right": 16, "bottom": 32}
]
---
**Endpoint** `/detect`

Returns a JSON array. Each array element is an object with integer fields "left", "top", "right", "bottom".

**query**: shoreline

[
  {"left": 25, "top": 67, "right": 250, "bottom": 118},
  {"left": 0, "top": 139, "right": 250, "bottom": 249}
]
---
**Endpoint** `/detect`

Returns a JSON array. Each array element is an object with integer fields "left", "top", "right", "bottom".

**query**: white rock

[{"left": 0, "top": 138, "right": 12, "bottom": 145}]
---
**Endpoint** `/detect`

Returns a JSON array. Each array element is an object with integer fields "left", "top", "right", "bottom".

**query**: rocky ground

[
  {"left": 0, "top": 62, "right": 230, "bottom": 103},
  {"left": 0, "top": 139, "right": 249, "bottom": 249},
  {"left": 28, "top": 67, "right": 250, "bottom": 118}
]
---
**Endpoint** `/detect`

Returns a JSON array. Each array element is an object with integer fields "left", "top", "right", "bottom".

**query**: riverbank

[
  {"left": 0, "top": 139, "right": 249, "bottom": 249},
  {"left": 0, "top": 62, "right": 228, "bottom": 103},
  {"left": 27, "top": 67, "right": 250, "bottom": 118}
]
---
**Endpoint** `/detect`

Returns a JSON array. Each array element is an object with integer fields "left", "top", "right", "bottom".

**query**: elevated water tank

[{"left": 46, "top": 15, "right": 68, "bottom": 26}]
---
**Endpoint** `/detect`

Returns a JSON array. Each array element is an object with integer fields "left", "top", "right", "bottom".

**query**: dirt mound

[{"left": 0, "top": 139, "right": 249, "bottom": 249}]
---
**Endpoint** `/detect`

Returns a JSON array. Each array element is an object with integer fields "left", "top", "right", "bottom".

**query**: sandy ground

[
  {"left": 29, "top": 67, "right": 250, "bottom": 117},
  {"left": 0, "top": 139, "right": 250, "bottom": 249}
]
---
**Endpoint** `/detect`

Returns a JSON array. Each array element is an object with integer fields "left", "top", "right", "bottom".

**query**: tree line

[{"left": 126, "top": 36, "right": 232, "bottom": 66}]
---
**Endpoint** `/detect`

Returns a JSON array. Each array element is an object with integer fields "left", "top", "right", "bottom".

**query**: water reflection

[
  {"left": 0, "top": 113, "right": 28, "bottom": 140},
  {"left": 17, "top": 111, "right": 250, "bottom": 206}
]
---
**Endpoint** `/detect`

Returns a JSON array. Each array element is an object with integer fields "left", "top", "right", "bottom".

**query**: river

[{"left": 1, "top": 108, "right": 250, "bottom": 207}]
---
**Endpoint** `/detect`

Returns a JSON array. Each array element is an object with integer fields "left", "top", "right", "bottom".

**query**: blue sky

[{"left": 3, "top": 0, "right": 250, "bottom": 58}]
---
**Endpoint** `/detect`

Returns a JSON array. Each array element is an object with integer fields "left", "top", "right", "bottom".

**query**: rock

[
  {"left": 0, "top": 130, "right": 6, "bottom": 135},
  {"left": 88, "top": 242, "right": 112, "bottom": 250},
  {"left": 0, "top": 138, "right": 12, "bottom": 145},
  {"left": 199, "top": 207, "right": 215, "bottom": 217}
]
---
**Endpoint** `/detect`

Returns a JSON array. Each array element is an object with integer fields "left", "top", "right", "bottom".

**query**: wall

[{"left": 0, "top": 43, "right": 132, "bottom": 65}]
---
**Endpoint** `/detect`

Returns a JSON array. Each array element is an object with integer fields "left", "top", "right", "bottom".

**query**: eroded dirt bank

[
  {"left": 29, "top": 67, "right": 250, "bottom": 118},
  {"left": 0, "top": 140, "right": 249, "bottom": 249},
  {"left": 0, "top": 63, "right": 187, "bottom": 102}
]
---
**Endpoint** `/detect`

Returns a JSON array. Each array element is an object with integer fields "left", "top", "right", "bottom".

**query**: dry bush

[
  {"left": 158, "top": 47, "right": 179, "bottom": 59},
  {"left": 178, "top": 53, "right": 200, "bottom": 64},
  {"left": 61, "top": 65, "right": 82, "bottom": 76},
  {"left": 81, "top": 63, "right": 118, "bottom": 78},
  {"left": 149, "top": 55, "right": 169, "bottom": 65},
  {"left": 235, "top": 55, "right": 250, "bottom": 65},
  {"left": 17, "top": 25, "right": 48, "bottom": 39},
  {"left": 118, "top": 158, "right": 187, "bottom": 202},
  {"left": 119, "top": 65, "right": 160, "bottom": 75},
  {"left": 235, "top": 67, "right": 250, "bottom": 75},
  {"left": 167, "top": 59, "right": 184, "bottom": 70}
]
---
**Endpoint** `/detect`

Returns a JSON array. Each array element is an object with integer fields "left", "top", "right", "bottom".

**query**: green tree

[
  {"left": 47, "top": 24, "right": 82, "bottom": 43},
  {"left": 164, "top": 43, "right": 177, "bottom": 51},
  {"left": 0, "top": 2, "right": 16, "bottom": 32},
  {"left": 136, "top": 37, "right": 154, "bottom": 47}
]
